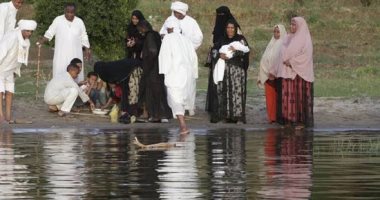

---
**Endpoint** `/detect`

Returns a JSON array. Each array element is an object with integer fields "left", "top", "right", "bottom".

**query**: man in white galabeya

[
  {"left": 0, "top": 0, "right": 24, "bottom": 40},
  {"left": 38, "top": 2, "right": 91, "bottom": 82},
  {"left": 159, "top": 18, "right": 198, "bottom": 134},
  {"left": 160, "top": 1, "right": 202, "bottom": 116},
  {"left": 0, "top": 20, "right": 37, "bottom": 123}
]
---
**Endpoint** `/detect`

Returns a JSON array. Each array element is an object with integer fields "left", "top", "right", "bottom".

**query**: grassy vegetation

[{"left": 12, "top": 0, "right": 380, "bottom": 98}]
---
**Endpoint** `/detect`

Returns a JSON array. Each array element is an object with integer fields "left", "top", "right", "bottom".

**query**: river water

[{"left": 0, "top": 128, "right": 379, "bottom": 199}]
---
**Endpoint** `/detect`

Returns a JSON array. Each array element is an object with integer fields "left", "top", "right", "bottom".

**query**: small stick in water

[{"left": 133, "top": 137, "right": 176, "bottom": 149}]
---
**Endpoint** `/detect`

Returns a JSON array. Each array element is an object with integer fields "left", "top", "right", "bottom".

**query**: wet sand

[{"left": 5, "top": 94, "right": 380, "bottom": 130}]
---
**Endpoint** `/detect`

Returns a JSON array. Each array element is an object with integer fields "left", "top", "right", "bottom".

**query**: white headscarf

[
  {"left": 17, "top": 20, "right": 37, "bottom": 66},
  {"left": 18, "top": 20, "right": 37, "bottom": 31},
  {"left": 258, "top": 24, "right": 287, "bottom": 88},
  {"left": 171, "top": 1, "right": 188, "bottom": 16}
]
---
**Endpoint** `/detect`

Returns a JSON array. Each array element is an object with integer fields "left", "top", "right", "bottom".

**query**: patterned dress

[{"left": 209, "top": 34, "right": 249, "bottom": 123}]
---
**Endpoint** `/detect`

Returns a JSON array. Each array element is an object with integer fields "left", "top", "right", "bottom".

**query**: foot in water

[
  {"left": 180, "top": 128, "right": 190, "bottom": 135},
  {"left": 295, "top": 124, "right": 305, "bottom": 130}
]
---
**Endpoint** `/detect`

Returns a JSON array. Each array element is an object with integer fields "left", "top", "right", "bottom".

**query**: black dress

[
  {"left": 125, "top": 10, "right": 145, "bottom": 59},
  {"left": 207, "top": 34, "right": 250, "bottom": 123},
  {"left": 139, "top": 30, "right": 172, "bottom": 119}
]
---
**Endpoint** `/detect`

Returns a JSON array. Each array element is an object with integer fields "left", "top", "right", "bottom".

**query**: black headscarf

[
  {"left": 94, "top": 58, "right": 141, "bottom": 83},
  {"left": 212, "top": 6, "right": 240, "bottom": 44},
  {"left": 126, "top": 10, "right": 146, "bottom": 38}
]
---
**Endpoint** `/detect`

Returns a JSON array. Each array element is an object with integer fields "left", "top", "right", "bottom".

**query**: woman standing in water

[{"left": 277, "top": 17, "right": 314, "bottom": 129}]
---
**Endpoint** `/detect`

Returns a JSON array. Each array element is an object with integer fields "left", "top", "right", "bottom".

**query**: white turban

[
  {"left": 165, "top": 17, "right": 181, "bottom": 33},
  {"left": 17, "top": 20, "right": 37, "bottom": 31},
  {"left": 171, "top": 1, "right": 188, "bottom": 16}
]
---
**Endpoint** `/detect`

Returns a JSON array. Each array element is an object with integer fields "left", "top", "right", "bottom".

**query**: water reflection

[
  {"left": 43, "top": 129, "right": 87, "bottom": 199},
  {"left": 0, "top": 128, "right": 379, "bottom": 198},
  {"left": 207, "top": 129, "right": 247, "bottom": 199},
  {"left": 156, "top": 131, "right": 202, "bottom": 199},
  {"left": 257, "top": 129, "right": 313, "bottom": 199},
  {"left": 0, "top": 128, "right": 31, "bottom": 199}
]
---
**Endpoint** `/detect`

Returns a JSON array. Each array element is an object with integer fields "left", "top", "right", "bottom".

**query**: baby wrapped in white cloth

[{"left": 213, "top": 41, "right": 249, "bottom": 84}]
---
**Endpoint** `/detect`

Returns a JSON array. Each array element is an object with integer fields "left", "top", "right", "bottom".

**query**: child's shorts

[{"left": 0, "top": 73, "right": 15, "bottom": 93}]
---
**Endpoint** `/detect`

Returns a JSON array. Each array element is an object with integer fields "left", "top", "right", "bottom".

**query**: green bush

[{"left": 35, "top": 0, "right": 138, "bottom": 61}]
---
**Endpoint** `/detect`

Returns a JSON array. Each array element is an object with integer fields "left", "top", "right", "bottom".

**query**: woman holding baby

[{"left": 208, "top": 19, "right": 250, "bottom": 124}]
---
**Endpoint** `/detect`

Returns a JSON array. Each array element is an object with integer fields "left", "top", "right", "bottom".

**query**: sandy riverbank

[{"left": 3, "top": 93, "right": 380, "bottom": 131}]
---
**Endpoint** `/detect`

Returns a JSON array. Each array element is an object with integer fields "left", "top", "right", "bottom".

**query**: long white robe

[
  {"left": 0, "top": 29, "right": 28, "bottom": 93},
  {"left": 0, "top": 1, "right": 17, "bottom": 40},
  {"left": 160, "top": 15, "right": 203, "bottom": 50},
  {"left": 44, "top": 72, "right": 89, "bottom": 112},
  {"left": 160, "top": 15, "right": 201, "bottom": 114},
  {"left": 159, "top": 32, "right": 198, "bottom": 117},
  {"left": 44, "top": 15, "right": 90, "bottom": 81}
]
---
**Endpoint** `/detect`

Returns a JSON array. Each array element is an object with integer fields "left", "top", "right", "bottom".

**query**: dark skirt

[
  {"left": 120, "top": 67, "right": 143, "bottom": 116},
  {"left": 140, "top": 73, "right": 172, "bottom": 120},
  {"left": 281, "top": 75, "right": 314, "bottom": 127},
  {"left": 213, "top": 63, "right": 247, "bottom": 123},
  {"left": 205, "top": 64, "right": 218, "bottom": 113}
]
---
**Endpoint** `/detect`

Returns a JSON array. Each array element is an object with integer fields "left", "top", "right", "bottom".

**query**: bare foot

[
  {"left": 295, "top": 124, "right": 305, "bottom": 130},
  {"left": 48, "top": 105, "right": 59, "bottom": 112},
  {"left": 180, "top": 128, "right": 190, "bottom": 135},
  {"left": 58, "top": 111, "right": 68, "bottom": 117}
]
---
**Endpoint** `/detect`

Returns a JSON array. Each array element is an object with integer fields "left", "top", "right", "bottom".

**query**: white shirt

[
  {"left": 44, "top": 15, "right": 90, "bottom": 81},
  {"left": 160, "top": 15, "right": 203, "bottom": 50},
  {"left": 0, "top": 1, "right": 17, "bottom": 40},
  {"left": 0, "top": 29, "right": 23, "bottom": 77},
  {"left": 44, "top": 72, "right": 89, "bottom": 103}
]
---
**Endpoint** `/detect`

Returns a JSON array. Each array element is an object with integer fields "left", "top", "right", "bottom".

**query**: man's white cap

[
  {"left": 171, "top": 1, "right": 188, "bottom": 16},
  {"left": 18, "top": 20, "right": 37, "bottom": 31}
]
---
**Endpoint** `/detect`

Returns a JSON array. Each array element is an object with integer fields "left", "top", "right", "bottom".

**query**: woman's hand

[{"left": 127, "top": 38, "right": 136, "bottom": 47}]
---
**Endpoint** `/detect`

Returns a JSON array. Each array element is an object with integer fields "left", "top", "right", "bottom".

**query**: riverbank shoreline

[{"left": 2, "top": 95, "right": 380, "bottom": 132}]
